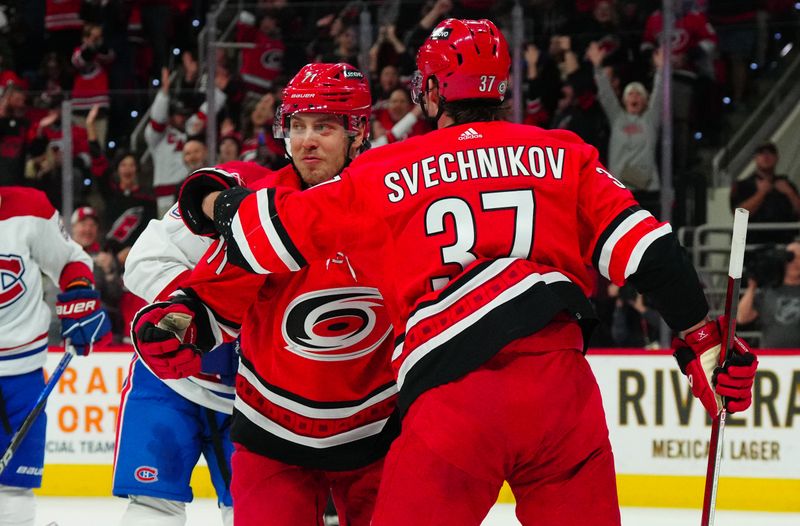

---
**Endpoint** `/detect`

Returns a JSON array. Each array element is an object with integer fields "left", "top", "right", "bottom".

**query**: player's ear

[
  {"left": 348, "top": 121, "right": 367, "bottom": 159},
  {"left": 425, "top": 78, "right": 440, "bottom": 118}
]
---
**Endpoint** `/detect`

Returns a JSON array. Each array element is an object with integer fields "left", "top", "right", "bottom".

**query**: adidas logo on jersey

[{"left": 458, "top": 128, "right": 482, "bottom": 140}]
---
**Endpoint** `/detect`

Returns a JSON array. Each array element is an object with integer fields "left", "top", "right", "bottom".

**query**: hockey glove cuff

[
  {"left": 131, "top": 296, "right": 216, "bottom": 379},
  {"left": 178, "top": 168, "right": 242, "bottom": 236},
  {"left": 673, "top": 317, "right": 757, "bottom": 417},
  {"left": 56, "top": 287, "right": 111, "bottom": 356}
]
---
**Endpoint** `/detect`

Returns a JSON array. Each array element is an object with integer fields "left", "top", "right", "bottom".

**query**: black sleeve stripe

[
  {"left": 266, "top": 187, "right": 308, "bottom": 269},
  {"left": 591, "top": 205, "right": 642, "bottom": 269},
  {"left": 181, "top": 287, "right": 242, "bottom": 331},
  {"left": 212, "top": 187, "right": 258, "bottom": 273},
  {"left": 626, "top": 233, "right": 709, "bottom": 332}
]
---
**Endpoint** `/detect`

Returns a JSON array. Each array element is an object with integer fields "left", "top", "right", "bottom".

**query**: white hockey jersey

[
  {"left": 145, "top": 88, "right": 227, "bottom": 215},
  {"left": 123, "top": 202, "right": 235, "bottom": 413},
  {"left": 0, "top": 187, "right": 94, "bottom": 376}
]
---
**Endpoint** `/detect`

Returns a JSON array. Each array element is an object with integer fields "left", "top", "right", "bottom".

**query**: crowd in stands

[{"left": 1, "top": 0, "right": 799, "bottom": 347}]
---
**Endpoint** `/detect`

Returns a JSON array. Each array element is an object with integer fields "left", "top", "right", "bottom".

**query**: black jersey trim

[
  {"left": 180, "top": 287, "right": 242, "bottom": 331},
  {"left": 213, "top": 187, "right": 257, "bottom": 273},
  {"left": 591, "top": 205, "right": 643, "bottom": 268},
  {"left": 626, "top": 233, "right": 708, "bottom": 332},
  {"left": 231, "top": 408, "right": 399, "bottom": 471},
  {"left": 397, "top": 279, "right": 597, "bottom": 416},
  {"left": 266, "top": 187, "right": 308, "bottom": 269},
  {"left": 238, "top": 354, "right": 397, "bottom": 410}
]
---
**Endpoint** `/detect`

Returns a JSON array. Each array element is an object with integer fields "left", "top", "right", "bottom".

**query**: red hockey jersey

[
  {"left": 182, "top": 164, "right": 398, "bottom": 470},
  {"left": 643, "top": 10, "right": 717, "bottom": 71},
  {"left": 45, "top": 0, "right": 82, "bottom": 31},
  {"left": 237, "top": 17, "right": 284, "bottom": 93},
  {"left": 219, "top": 121, "right": 708, "bottom": 414},
  {"left": 71, "top": 46, "right": 110, "bottom": 111}
]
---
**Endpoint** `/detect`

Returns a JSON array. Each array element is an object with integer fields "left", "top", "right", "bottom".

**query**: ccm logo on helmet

[
  {"left": 134, "top": 466, "right": 158, "bottom": 483},
  {"left": 56, "top": 300, "right": 97, "bottom": 316}
]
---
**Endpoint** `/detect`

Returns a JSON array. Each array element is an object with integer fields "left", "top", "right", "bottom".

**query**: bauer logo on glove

[{"left": 56, "top": 287, "right": 111, "bottom": 355}]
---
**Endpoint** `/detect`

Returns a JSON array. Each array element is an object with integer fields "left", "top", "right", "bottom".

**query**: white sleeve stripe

[
  {"left": 598, "top": 210, "right": 652, "bottom": 279},
  {"left": 624, "top": 223, "right": 673, "bottom": 279},
  {"left": 201, "top": 303, "right": 225, "bottom": 349},
  {"left": 257, "top": 189, "right": 301, "bottom": 271},
  {"left": 231, "top": 212, "right": 269, "bottom": 274}
]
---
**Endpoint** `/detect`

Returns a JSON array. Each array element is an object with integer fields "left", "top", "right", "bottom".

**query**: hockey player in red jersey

[
  {"left": 133, "top": 63, "right": 397, "bottom": 526},
  {"left": 177, "top": 20, "right": 758, "bottom": 526}
]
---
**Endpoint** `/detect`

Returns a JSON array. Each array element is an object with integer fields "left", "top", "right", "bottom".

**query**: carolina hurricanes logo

[
  {"left": 670, "top": 29, "right": 690, "bottom": 54},
  {"left": 0, "top": 254, "right": 26, "bottom": 308},
  {"left": 282, "top": 287, "right": 392, "bottom": 361},
  {"left": 260, "top": 49, "right": 283, "bottom": 72},
  {"left": 108, "top": 206, "right": 144, "bottom": 244}
]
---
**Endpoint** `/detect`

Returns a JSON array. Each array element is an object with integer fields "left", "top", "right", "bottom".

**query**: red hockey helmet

[
  {"left": 412, "top": 18, "right": 510, "bottom": 105},
  {"left": 274, "top": 63, "right": 372, "bottom": 141}
]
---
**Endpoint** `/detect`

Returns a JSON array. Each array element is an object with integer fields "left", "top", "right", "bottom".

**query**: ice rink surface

[{"left": 35, "top": 498, "right": 800, "bottom": 526}]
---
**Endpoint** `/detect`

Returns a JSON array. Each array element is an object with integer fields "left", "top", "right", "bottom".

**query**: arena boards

[{"left": 34, "top": 347, "right": 800, "bottom": 512}]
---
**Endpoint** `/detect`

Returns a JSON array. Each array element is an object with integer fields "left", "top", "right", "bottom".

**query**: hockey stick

[
  {"left": 700, "top": 208, "right": 748, "bottom": 526},
  {"left": 0, "top": 344, "right": 77, "bottom": 476}
]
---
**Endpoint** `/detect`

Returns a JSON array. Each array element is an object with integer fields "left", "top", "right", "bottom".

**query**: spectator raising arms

[
  {"left": 372, "top": 88, "right": 430, "bottom": 146},
  {"left": 144, "top": 67, "right": 226, "bottom": 215},
  {"left": 589, "top": 42, "right": 663, "bottom": 195}
]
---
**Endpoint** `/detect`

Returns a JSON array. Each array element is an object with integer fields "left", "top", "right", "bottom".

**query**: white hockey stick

[
  {"left": 700, "top": 208, "right": 748, "bottom": 526},
  {"left": 0, "top": 344, "right": 77, "bottom": 476}
]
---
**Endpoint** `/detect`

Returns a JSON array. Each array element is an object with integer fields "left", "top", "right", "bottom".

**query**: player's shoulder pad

[
  {"left": 265, "top": 164, "right": 302, "bottom": 191},
  {"left": 0, "top": 186, "right": 56, "bottom": 221},
  {"left": 350, "top": 134, "right": 428, "bottom": 169},
  {"left": 215, "top": 160, "right": 275, "bottom": 189},
  {"left": 540, "top": 128, "right": 588, "bottom": 146}
]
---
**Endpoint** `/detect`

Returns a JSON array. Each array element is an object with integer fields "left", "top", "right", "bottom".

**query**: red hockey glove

[
  {"left": 672, "top": 317, "right": 758, "bottom": 417},
  {"left": 178, "top": 167, "right": 242, "bottom": 237},
  {"left": 131, "top": 297, "right": 215, "bottom": 379}
]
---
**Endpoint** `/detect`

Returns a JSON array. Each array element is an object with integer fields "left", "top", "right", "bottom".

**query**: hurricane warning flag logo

[
  {"left": 282, "top": 287, "right": 392, "bottom": 362},
  {"left": 0, "top": 254, "right": 26, "bottom": 308}
]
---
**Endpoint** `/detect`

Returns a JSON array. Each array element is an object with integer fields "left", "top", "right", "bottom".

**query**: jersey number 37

[{"left": 425, "top": 189, "right": 534, "bottom": 290}]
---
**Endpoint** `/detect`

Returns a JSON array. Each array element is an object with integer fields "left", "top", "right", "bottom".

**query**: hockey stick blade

[{"left": 700, "top": 208, "right": 748, "bottom": 526}]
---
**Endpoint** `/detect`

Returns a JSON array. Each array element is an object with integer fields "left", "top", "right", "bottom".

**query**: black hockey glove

[{"left": 178, "top": 167, "right": 243, "bottom": 236}]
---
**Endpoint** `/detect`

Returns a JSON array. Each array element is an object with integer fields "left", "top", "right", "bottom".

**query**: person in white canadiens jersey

[
  {"left": 177, "top": 19, "right": 760, "bottom": 526},
  {"left": 113, "top": 184, "right": 234, "bottom": 526},
  {"left": 0, "top": 187, "right": 110, "bottom": 526}
]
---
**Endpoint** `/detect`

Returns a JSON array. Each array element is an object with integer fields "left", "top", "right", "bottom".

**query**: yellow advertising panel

[{"left": 35, "top": 348, "right": 800, "bottom": 511}]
